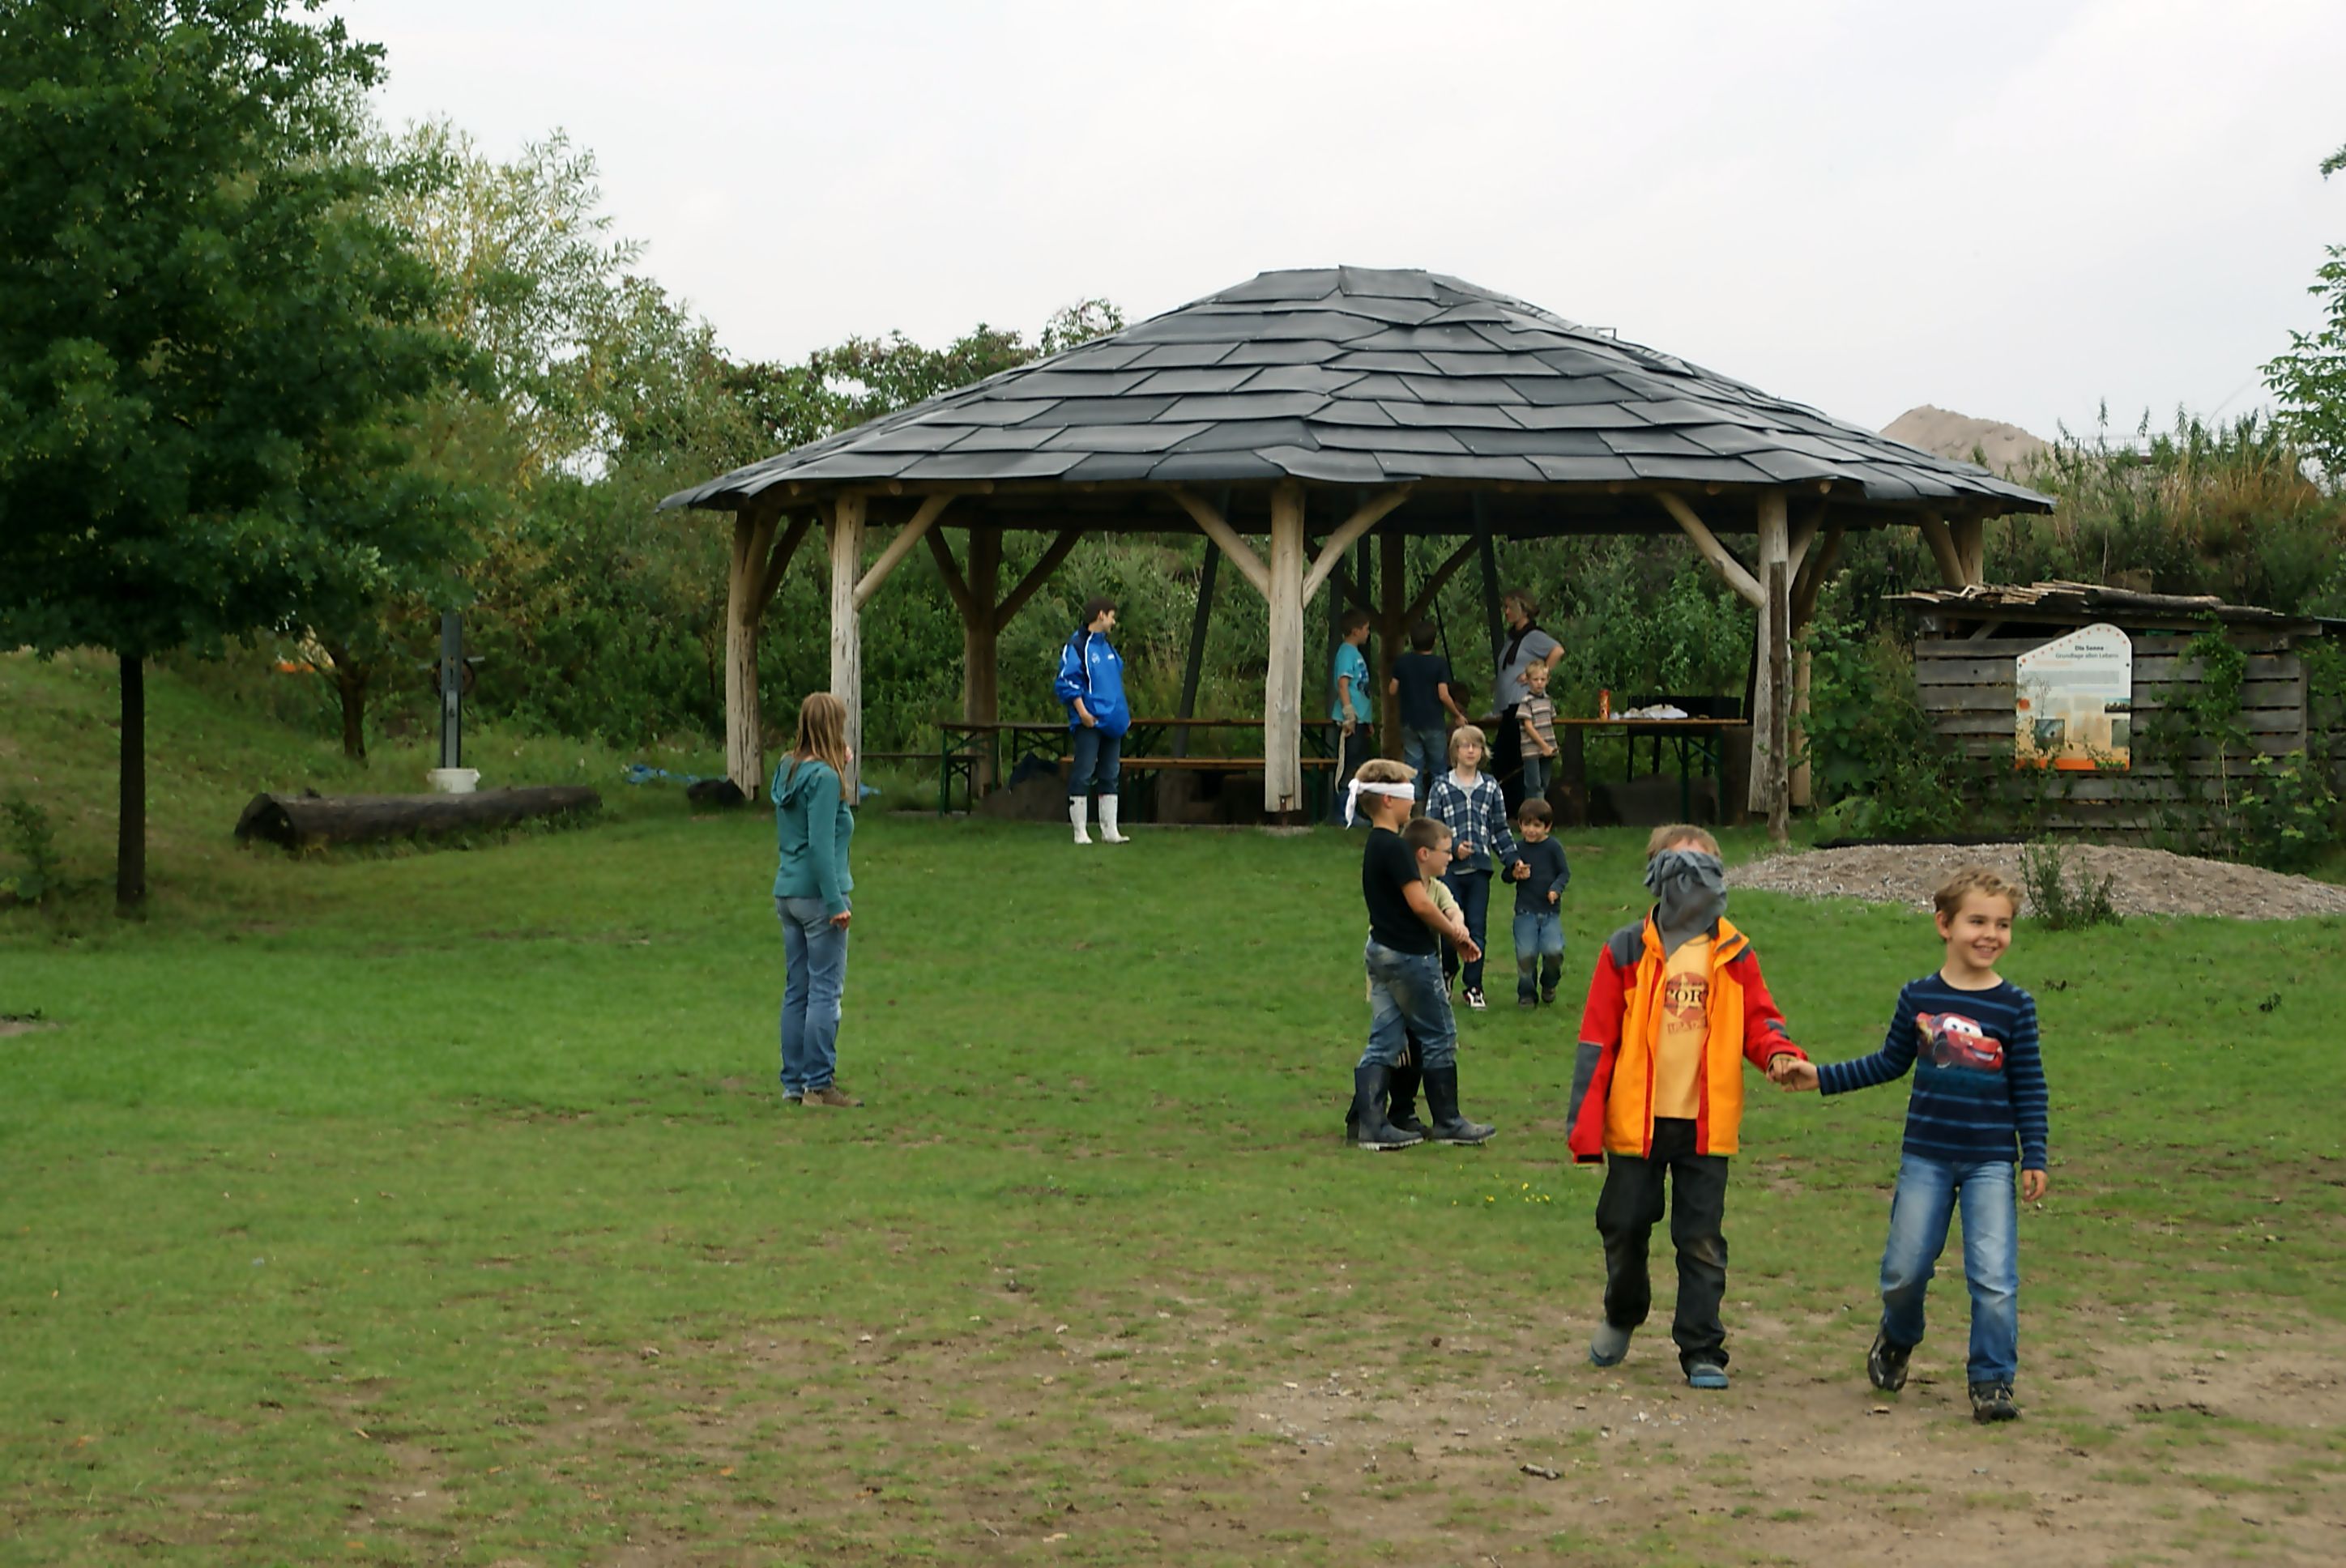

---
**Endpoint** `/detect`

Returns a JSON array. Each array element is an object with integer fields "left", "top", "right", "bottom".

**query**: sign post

[{"left": 438, "top": 611, "right": 463, "bottom": 771}]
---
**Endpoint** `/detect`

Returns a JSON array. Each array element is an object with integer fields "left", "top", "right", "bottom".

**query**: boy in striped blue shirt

[{"left": 1775, "top": 867, "right": 2050, "bottom": 1423}]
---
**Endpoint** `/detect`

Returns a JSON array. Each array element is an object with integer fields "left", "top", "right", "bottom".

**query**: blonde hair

[
  {"left": 1934, "top": 866, "right": 2022, "bottom": 920},
  {"left": 787, "top": 692, "right": 854, "bottom": 803},
  {"left": 1354, "top": 757, "right": 1414, "bottom": 787},
  {"left": 1448, "top": 724, "right": 1487, "bottom": 763},
  {"left": 1645, "top": 824, "right": 1720, "bottom": 859}
]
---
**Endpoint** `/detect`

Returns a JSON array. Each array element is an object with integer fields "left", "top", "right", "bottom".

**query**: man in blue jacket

[{"left": 1056, "top": 597, "right": 1131, "bottom": 845}]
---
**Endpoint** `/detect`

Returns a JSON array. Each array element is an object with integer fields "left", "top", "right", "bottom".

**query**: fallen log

[{"left": 234, "top": 786, "right": 602, "bottom": 850}]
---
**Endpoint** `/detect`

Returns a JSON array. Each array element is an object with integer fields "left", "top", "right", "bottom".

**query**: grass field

[{"left": 5, "top": 650, "right": 2345, "bottom": 1566}]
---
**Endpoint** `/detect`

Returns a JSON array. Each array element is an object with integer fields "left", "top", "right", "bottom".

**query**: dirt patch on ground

[
  {"left": 1732, "top": 842, "right": 2346, "bottom": 921},
  {"left": 0, "top": 1012, "right": 57, "bottom": 1038}
]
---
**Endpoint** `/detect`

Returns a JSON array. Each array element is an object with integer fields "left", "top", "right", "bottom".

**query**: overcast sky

[{"left": 348, "top": 0, "right": 2345, "bottom": 441}]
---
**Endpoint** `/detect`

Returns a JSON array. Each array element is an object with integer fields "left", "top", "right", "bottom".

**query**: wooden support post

[
  {"left": 1171, "top": 488, "right": 1269, "bottom": 596},
  {"left": 1750, "top": 492, "right": 1792, "bottom": 820},
  {"left": 995, "top": 529, "right": 1084, "bottom": 632},
  {"left": 1303, "top": 486, "right": 1410, "bottom": 599},
  {"left": 854, "top": 492, "right": 953, "bottom": 610},
  {"left": 964, "top": 526, "right": 1001, "bottom": 789},
  {"left": 1405, "top": 535, "right": 1479, "bottom": 624},
  {"left": 1788, "top": 516, "right": 1842, "bottom": 811},
  {"left": 1767, "top": 548, "right": 1792, "bottom": 846},
  {"left": 1172, "top": 547, "right": 1219, "bottom": 758},
  {"left": 1265, "top": 480, "right": 1307, "bottom": 816},
  {"left": 723, "top": 496, "right": 785, "bottom": 796},
  {"left": 827, "top": 492, "right": 867, "bottom": 796},
  {"left": 1658, "top": 492, "right": 1764, "bottom": 607},
  {"left": 1951, "top": 515, "right": 1987, "bottom": 587},
  {"left": 1917, "top": 513, "right": 1968, "bottom": 589},
  {"left": 1378, "top": 527, "right": 1406, "bottom": 746}
]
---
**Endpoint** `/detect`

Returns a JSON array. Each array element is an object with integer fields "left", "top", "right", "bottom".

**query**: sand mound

[
  {"left": 1881, "top": 404, "right": 2050, "bottom": 475},
  {"left": 1730, "top": 842, "right": 2346, "bottom": 921}
]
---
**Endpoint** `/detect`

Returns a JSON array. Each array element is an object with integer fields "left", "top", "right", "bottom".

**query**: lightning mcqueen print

[{"left": 1917, "top": 1012, "right": 2005, "bottom": 1072}]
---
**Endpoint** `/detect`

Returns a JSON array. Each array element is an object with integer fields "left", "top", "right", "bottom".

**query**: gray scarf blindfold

[{"left": 1644, "top": 848, "right": 1727, "bottom": 957}]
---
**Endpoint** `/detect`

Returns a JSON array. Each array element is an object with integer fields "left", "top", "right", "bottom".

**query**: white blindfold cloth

[{"left": 1344, "top": 778, "right": 1417, "bottom": 826}]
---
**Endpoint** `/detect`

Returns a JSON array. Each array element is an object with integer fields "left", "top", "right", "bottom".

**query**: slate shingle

[{"left": 661, "top": 266, "right": 2054, "bottom": 518}]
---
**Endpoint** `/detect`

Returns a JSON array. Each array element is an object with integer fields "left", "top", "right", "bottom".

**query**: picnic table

[
  {"left": 1545, "top": 716, "right": 1749, "bottom": 823},
  {"left": 936, "top": 717, "right": 1347, "bottom": 816}
]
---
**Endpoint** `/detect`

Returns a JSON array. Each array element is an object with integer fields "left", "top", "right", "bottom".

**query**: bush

[
  {"left": 1800, "top": 618, "right": 1961, "bottom": 837},
  {"left": 2235, "top": 751, "right": 2340, "bottom": 872},
  {"left": 1, "top": 794, "right": 66, "bottom": 910},
  {"left": 2019, "top": 839, "right": 2121, "bottom": 930}
]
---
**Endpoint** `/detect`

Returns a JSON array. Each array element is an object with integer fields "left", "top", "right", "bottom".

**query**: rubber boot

[
  {"left": 1069, "top": 798, "right": 1091, "bottom": 845},
  {"left": 1098, "top": 795, "right": 1128, "bottom": 843},
  {"left": 1386, "top": 1053, "right": 1428, "bottom": 1137},
  {"left": 1349, "top": 1063, "right": 1422, "bottom": 1152},
  {"left": 1423, "top": 1064, "right": 1495, "bottom": 1145}
]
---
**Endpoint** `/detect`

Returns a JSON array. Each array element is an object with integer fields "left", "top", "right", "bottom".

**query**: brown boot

[{"left": 802, "top": 1084, "right": 863, "bottom": 1108}]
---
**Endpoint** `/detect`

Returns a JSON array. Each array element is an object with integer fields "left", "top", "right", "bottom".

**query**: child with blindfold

[{"left": 1564, "top": 825, "right": 1807, "bottom": 1390}]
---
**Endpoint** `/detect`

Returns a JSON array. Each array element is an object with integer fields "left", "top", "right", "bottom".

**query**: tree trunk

[
  {"left": 117, "top": 653, "right": 146, "bottom": 913},
  {"left": 234, "top": 786, "right": 602, "bottom": 850},
  {"left": 326, "top": 649, "right": 369, "bottom": 762},
  {"left": 1264, "top": 481, "right": 1306, "bottom": 816}
]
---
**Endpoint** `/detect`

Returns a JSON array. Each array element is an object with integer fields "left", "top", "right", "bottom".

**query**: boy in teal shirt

[{"left": 1326, "top": 611, "right": 1375, "bottom": 824}]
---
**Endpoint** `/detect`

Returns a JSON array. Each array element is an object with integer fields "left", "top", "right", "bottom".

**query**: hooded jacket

[
  {"left": 1054, "top": 628, "right": 1131, "bottom": 738},
  {"left": 1565, "top": 913, "right": 1804, "bottom": 1162},
  {"left": 771, "top": 756, "right": 855, "bottom": 916}
]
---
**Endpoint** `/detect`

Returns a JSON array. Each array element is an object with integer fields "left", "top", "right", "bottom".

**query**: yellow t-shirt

[{"left": 1652, "top": 937, "right": 1712, "bottom": 1119}]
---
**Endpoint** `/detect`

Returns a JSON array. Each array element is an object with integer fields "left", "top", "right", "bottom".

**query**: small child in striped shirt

[{"left": 1775, "top": 867, "right": 2050, "bottom": 1424}]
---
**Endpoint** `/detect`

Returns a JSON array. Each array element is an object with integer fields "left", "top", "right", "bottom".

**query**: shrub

[
  {"left": 2019, "top": 839, "right": 2121, "bottom": 930},
  {"left": 1800, "top": 618, "right": 1961, "bottom": 837}
]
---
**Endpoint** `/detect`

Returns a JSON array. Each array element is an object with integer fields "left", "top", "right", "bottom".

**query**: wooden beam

[
  {"left": 1404, "top": 536, "right": 1480, "bottom": 624},
  {"left": 755, "top": 513, "right": 814, "bottom": 614},
  {"left": 1788, "top": 503, "right": 1823, "bottom": 580},
  {"left": 1170, "top": 487, "right": 1270, "bottom": 597},
  {"left": 1658, "top": 492, "right": 1764, "bottom": 607},
  {"left": 853, "top": 493, "right": 954, "bottom": 609},
  {"left": 1264, "top": 480, "right": 1307, "bottom": 816},
  {"left": 828, "top": 492, "right": 867, "bottom": 796},
  {"left": 1751, "top": 492, "right": 1791, "bottom": 828},
  {"left": 923, "top": 525, "right": 975, "bottom": 620},
  {"left": 1791, "top": 521, "right": 1845, "bottom": 628},
  {"left": 961, "top": 526, "right": 1002, "bottom": 791},
  {"left": 1301, "top": 486, "right": 1411, "bottom": 599},
  {"left": 993, "top": 528, "right": 1084, "bottom": 633},
  {"left": 1378, "top": 526, "right": 1405, "bottom": 746},
  {"left": 723, "top": 496, "right": 784, "bottom": 796},
  {"left": 1172, "top": 547, "right": 1219, "bottom": 758},
  {"left": 1951, "top": 515, "right": 1987, "bottom": 586},
  {"left": 1917, "top": 512, "right": 1968, "bottom": 589}
]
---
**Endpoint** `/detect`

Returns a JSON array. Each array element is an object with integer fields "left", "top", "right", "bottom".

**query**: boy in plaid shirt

[{"left": 1424, "top": 725, "right": 1528, "bottom": 1011}]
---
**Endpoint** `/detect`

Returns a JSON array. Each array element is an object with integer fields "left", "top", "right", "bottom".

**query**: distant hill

[{"left": 1881, "top": 406, "right": 2050, "bottom": 476}]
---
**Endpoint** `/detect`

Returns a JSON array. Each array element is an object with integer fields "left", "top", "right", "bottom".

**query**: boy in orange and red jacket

[{"left": 1565, "top": 825, "right": 1806, "bottom": 1390}]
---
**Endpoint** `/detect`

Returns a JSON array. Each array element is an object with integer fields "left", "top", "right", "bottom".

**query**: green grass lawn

[{"left": 5, "top": 651, "right": 2345, "bottom": 1566}]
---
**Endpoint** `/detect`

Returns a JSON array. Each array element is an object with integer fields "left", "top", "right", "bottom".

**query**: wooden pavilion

[{"left": 661, "top": 267, "right": 2053, "bottom": 830}]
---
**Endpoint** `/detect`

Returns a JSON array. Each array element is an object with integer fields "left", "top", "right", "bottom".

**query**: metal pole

[{"left": 438, "top": 611, "right": 463, "bottom": 770}]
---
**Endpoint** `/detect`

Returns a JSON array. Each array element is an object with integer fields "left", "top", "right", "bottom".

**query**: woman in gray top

[{"left": 1491, "top": 589, "right": 1562, "bottom": 814}]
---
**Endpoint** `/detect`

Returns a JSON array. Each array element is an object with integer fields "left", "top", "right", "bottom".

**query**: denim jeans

[
  {"left": 1401, "top": 725, "right": 1448, "bottom": 802},
  {"left": 1521, "top": 748, "right": 1550, "bottom": 802},
  {"left": 1511, "top": 908, "right": 1565, "bottom": 999},
  {"left": 1595, "top": 1117, "right": 1731, "bottom": 1371},
  {"left": 1438, "top": 868, "right": 1491, "bottom": 992},
  {"left": 1879, "top": 1153, "right": 2021, "bottom": 1383},
  {"left": 777, "top": 896, "right": 850, "bottom": 1093},
  {"left": 1359, "top": 940, "right": 1457, "bottom": 1072},
  {"left": 1068, "top": 725, "right": 1122, "bottom": 797}
]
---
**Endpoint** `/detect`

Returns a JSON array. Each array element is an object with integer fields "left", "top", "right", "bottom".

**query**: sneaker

[
  {"left": 1686, "top": 1360, "right": 1730, "bottom": 1390},
  {"left": 1465, "top": 987, "right": 1487, "bottom": 1012},
  {"left": 1516, "top": 995, "right": 1538, "bottom": 1009},
  {"left": 1969, "top": 1380, "right": 2020, "bottom": 1423},
  {"left": 1541, "top": 987, "right": 1557, "bottom": 1005},
  {"left": 1867, "top": 1331, "right": 1912, "bottom": 1393},
  {"left": 783, "top": 1092, "right": 803, "bottom": 1106},
  {"left": 802, "top": 1084, "right": 864, "bottom": 1108},
  {"left": 1589, "top": 1322, "right": 1633, "bottom": 1367}
]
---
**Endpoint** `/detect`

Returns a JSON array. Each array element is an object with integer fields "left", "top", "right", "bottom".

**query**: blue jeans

[
  {"left": 1879, "top": 1153, "right": 2020, "bottom": 1383},
  {"left": 1511, "top": 908, "right": 1565, "bottom": 999},
  {"left": 1068, "top": 725, "right": 1122, "bottom": 797},
  {"left": 1401, "top": 725, "right": 1448, "bottom": 802},
  {"left": 778, "top": 896, "right": 850, "bottom": 1093},
  {"left": 1439, "top": 869, "right": 1491, "bottom": 992},
  {"left": 1359, "top": 941, "right": 1457, "bottom": 1072},
  {"left": 1521, "top": 748, "right": 1550, "bottom": 801}
]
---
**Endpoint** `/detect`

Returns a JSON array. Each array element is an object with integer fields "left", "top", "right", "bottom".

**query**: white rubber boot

[
  {"left": 1069, "top": 798, "right": 1092, "bottom": 845},
  {"left": 1098, "top": 795, "right": 1128, "bottom": 844}
]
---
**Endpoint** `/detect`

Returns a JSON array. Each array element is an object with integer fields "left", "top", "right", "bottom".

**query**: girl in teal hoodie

[{"left": 772, "top": 693, "right": 860, "bottom": 1107}]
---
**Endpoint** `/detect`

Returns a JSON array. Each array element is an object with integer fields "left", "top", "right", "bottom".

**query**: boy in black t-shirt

[
  {"left": 1346, "top": 759, "right": 1498, "bottom": 1152},
  {"left": 1388, "top": 620, "right": 1466, "bottom": 803}
]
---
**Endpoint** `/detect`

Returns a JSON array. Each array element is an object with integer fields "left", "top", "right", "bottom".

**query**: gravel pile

[{"left": 1730, "top": 842, "right": 2346, "bottom": 922}]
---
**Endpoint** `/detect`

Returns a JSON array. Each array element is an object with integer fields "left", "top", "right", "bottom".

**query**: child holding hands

[{"left": 1773, "top": 867, "right": 2049, "bottom": 1422}]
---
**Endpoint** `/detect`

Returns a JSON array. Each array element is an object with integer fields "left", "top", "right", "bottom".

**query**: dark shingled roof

[{"left": 662, "top": 267, "right": 2051, "bottom": 530}]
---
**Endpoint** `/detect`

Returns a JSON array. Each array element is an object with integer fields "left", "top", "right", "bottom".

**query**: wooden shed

[{"left": 1893, "top": 581, "right": 2342, "bottom": 827}]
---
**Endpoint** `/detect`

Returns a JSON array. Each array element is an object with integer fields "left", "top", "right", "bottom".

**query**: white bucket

[{"left": 427, "top": 767, "right": 481, "bottom": 795}]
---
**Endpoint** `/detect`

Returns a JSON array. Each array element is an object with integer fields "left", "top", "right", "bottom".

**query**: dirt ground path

[{"left": 1730, "top": 843, "right": 2346, "bottom": 922}]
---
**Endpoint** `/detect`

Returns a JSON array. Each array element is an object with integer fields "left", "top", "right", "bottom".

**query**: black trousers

[
  {"left": 1595, "top": 1117, "right": 1731, "bottom": 1370},
  {"left": 1491, "top": 702, "right": 1525, "bottom": 816}
]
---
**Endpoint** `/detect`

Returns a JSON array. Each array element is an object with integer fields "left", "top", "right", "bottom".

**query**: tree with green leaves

[
  {"left": 0, "top": 0, "right": 464, "bottom": 908},
  {"left": 2266, "top": 143, "right": 2346, "bottom": 484}
]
